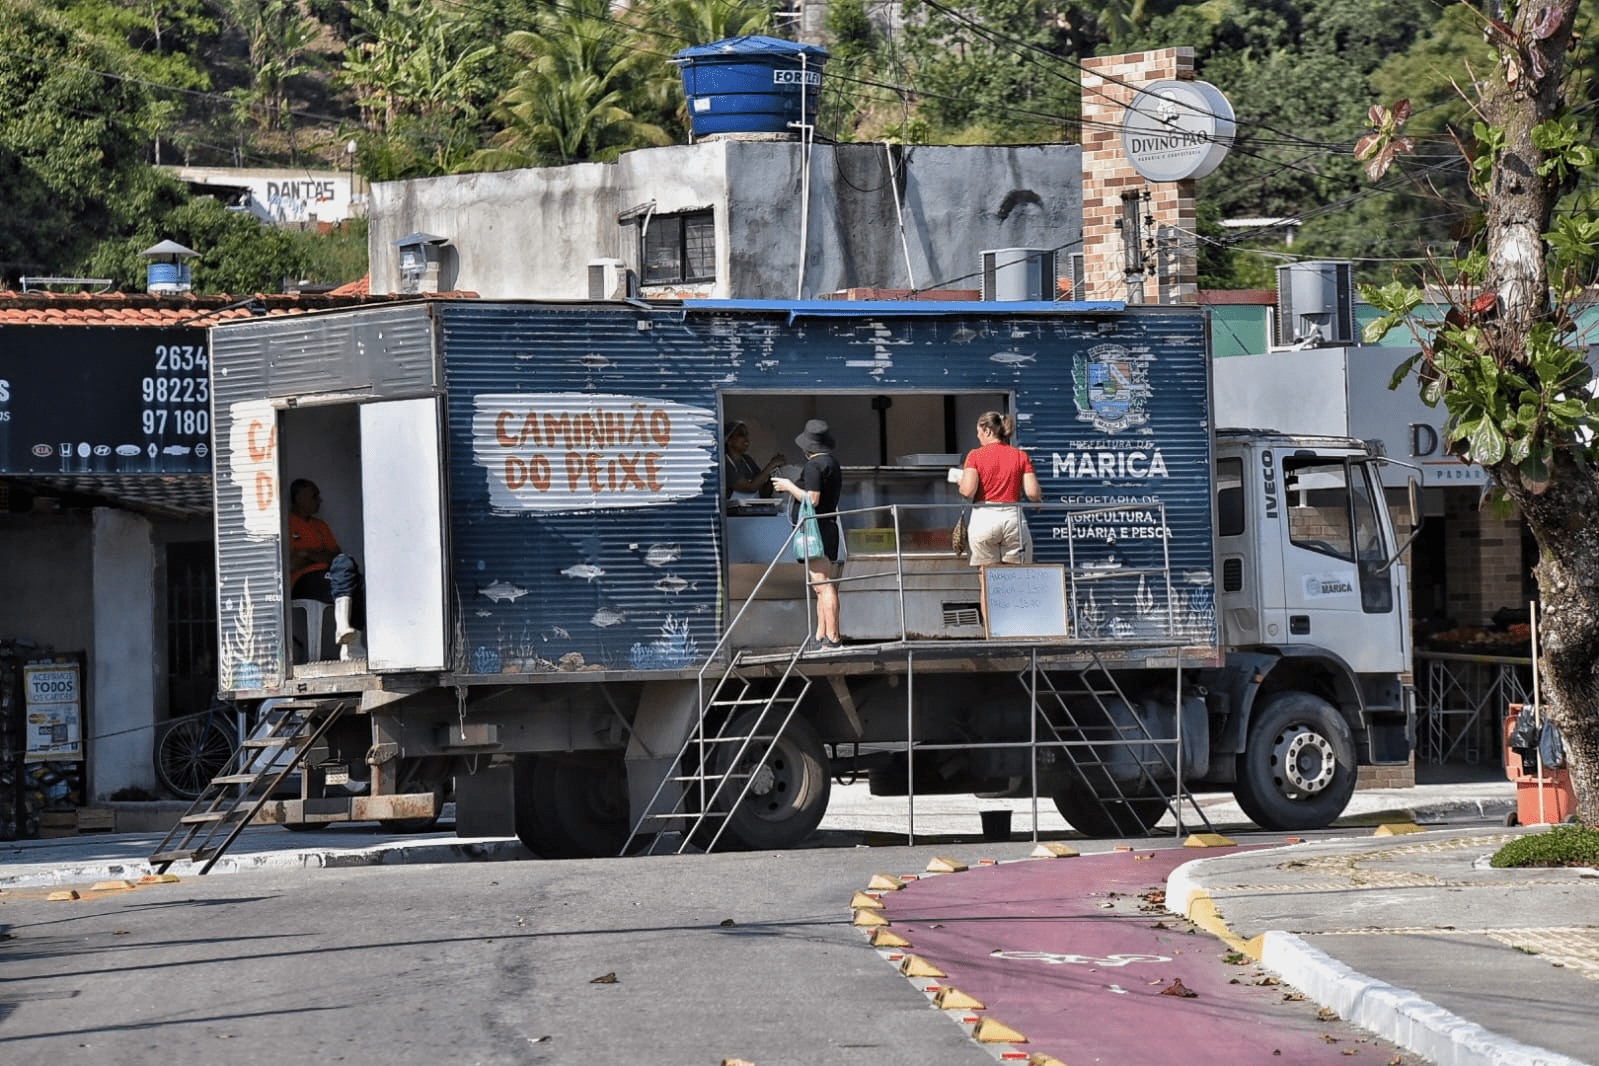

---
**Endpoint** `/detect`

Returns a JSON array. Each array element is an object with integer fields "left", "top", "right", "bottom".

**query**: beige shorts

[{"left": 967, "top": 505, "right": 1032, "bottom": 566}]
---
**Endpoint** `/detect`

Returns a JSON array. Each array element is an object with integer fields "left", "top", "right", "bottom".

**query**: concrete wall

[
  {"left": 369, "top": 140, "right": 1082, "bottom": 300},
  {"left": 0, "top": 509, "right": 161, "bottom": 801},
  {"left": 90, "top": 508, "right": 157, "bottom": 800},
  {"left": 0, "top": 514, "right": 95, "bottom": 653}
]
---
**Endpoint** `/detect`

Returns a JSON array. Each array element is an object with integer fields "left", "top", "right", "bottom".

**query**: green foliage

[
  {"left": 1530, "top": 115, "right": 1596, "bottom": 185},
  {"left": 474, "top": 0, "right": 672, "bottom": 168},
  {"left": 338, "top": 0, "right": 496, "bottom": 179},
  {"left": 80, "top": 200, "right": 367, "bottom": 294},
  {"left": 900, "top": 0, "right": 1083, "bottom": 142},
  {"left": 1489, "top": 825, "right": 1599, "bottom": 867},
  {"left": 0, "top": 0, "right": 185, "bottom": 281},
  {"left": 1363, "top": 275, "right": 1599, "bottom": 491}
]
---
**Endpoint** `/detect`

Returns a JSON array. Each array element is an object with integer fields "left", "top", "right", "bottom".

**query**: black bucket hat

[{"left": 795, "top": 419, "right": 835, "bottom": 454}]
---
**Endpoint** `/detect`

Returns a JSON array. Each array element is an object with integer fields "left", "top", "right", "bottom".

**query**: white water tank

[{"left": 1275, "top": 261, "right": 1355, "bottom": 347}]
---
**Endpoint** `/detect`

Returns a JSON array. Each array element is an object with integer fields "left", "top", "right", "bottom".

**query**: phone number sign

[{"left": 0, "top": 325, "right": 211, "bottom": 475}]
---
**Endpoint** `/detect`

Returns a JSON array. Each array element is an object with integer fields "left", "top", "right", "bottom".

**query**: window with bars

[{"left": 641, "top": 211, "right": 715, "bottom": 285}]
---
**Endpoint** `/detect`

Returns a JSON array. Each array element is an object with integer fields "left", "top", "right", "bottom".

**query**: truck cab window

[
  {"left": 1215, "top": 457, "right": 1244, "bottom": 537},
  {"left": 1283, "top": 456, "right": 1392, "bottom": 613},
  {"left": 1284, "top": 459, "right": 1354, "bottom": 561}
]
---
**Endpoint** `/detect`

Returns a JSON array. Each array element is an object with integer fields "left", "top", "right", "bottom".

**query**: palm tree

[{"left": 476, "top": 0, "right": 671, "bottom": 168}]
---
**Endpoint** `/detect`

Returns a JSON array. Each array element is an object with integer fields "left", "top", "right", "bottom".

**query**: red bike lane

[{"left": 868, "top": 846, "right": 1412, "bottom": 1066}]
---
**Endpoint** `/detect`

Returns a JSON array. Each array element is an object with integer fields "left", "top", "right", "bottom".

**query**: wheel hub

[
  {"left": 747, "top": 761, "right": 777, "bottom": 797},
  {"left": 1274, "top": 727, "right": 1336, "bottom": 796}
]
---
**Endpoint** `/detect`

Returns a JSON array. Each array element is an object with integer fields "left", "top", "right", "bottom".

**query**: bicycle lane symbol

[{"left": 989, "top": 950, "right": 1172, "bottom": 966}]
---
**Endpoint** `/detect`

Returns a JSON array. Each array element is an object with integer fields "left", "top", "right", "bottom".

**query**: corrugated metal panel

[
  {"left": 209, "top": 304, "right": 439, "bottom": 691},
  {"left": 442, "top": 305, "right": 722, "bottom": 673},
  {"left": 213, "top": 304, "right": 437, "bottom": 399},
  {"left": 439, "top": 302, "right": 1215, "bottom": 672}
]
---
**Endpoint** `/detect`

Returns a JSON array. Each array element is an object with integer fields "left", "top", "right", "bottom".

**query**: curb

[
  {"left": 1260, "top": 931, "right": 1588, "bottom": 1066},
  {"left": 0, "top": 837, "right": 530, "bottom": 889}
]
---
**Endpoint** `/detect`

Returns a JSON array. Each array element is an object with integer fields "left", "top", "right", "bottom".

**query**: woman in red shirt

[{"left": 958, "top": 411, "right": 1042, "bottom": 566}]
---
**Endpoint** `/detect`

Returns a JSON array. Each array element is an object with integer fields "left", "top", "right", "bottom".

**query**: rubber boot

[
  {"left": 340, "top": 632, "right": 366, "bottom": 661},
  {"left": 334, "top": 596, "right": 360, "bottom": 645}
]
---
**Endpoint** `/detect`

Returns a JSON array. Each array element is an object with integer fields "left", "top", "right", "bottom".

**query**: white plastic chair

[{"left": 291, "top": 599, "right": 330, "bottom": 661}]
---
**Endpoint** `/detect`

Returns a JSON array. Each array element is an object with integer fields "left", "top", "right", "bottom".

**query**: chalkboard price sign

[{"left": 981, "top": 565, "right": 1068, "bottom": 638}]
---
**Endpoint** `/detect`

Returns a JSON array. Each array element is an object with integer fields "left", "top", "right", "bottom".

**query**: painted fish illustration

[
  {"left": 653, "top": 575, "right": 695, "bottom": 595},
  {"left": 561, "top": 563, "right": 606, "bottom": 582},
  {"left": 545, "top": 625, "right": 571, "bottom": 640},
  {"left": 950, "top": 326, "right": 979, "bottom": 344},
  {"left": 481, "top": 581, "right": 529, "bottom": 603},
  {"left": 989, "top": 349, "right": 1036, "bottom": 366},
  {"left": 642, "top": 543, "right": 682, "bottom": 568},
  {"left": 1183, "top": 569, "right": 1213, "bottom": 585},
  {"left": 590, "top": 607, "right": 628, "bottom": 627},
  {"left": 579, "top": 353, "right": 613, "bottom": 370}
]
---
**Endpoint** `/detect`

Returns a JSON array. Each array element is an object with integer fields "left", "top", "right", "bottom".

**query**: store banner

[{"left": 0, "top": 325, "right": 211, "bottom": 476}]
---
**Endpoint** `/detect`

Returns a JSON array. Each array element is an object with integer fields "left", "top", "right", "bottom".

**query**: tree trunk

[
  {"left": 1478, "top": 0, "right": 1596, "bottom": 826},
  {"left": 1500, "top": 460, "right": 1599, "bottom": 826}
]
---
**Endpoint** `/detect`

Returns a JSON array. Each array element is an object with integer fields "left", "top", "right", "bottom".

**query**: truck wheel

[
  {"left": 1053, "top": 787, "right": 1169, "bottom": 837},
  {"left": 1233, "top": 692, "right": 1356, "bottom": 830},
  {"left": 696, "top": 712, "right": 831, "bottom": 851},
  {"left": 513, "top": 753, "right": 634, "bottom": 858}
]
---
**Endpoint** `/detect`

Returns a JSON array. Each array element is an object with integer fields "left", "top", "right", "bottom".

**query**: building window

[{"left": 642, "top": 211, "right": 715, "bottom": 285}]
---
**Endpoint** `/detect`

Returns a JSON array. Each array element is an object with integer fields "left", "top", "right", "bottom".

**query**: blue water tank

[
  {"left": 674, "top": 36, "right": 830, "bottom": 138},
  {"left": 146, "top": 261, "right": 192, "bottom": 294}
]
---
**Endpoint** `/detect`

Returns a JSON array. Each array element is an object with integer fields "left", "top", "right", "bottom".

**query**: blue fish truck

[{"left": 153, "top": 297, "right": 1415, "bottom": 867}]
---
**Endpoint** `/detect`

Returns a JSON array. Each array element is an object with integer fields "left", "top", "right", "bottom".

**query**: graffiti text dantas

[{"left": 472, "top": 393, "right": 714, "bottom": 512}]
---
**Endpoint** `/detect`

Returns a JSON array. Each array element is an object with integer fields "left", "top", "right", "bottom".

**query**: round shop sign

[{"left": 1121, "top": 79, "right": 1235, "bottom": 182}]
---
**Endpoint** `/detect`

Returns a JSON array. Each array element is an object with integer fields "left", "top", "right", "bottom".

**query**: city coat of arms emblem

[{"left": 1071, "top": 343, "right": 1153, "bottom": 433}]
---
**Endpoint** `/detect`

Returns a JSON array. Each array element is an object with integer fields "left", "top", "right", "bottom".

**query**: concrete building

[{"left": 366, "top": 139, "right": 1082, "bottom": 301}]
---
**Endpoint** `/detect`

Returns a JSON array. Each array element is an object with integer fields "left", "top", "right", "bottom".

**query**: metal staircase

[
  {"left": 1024, "top": 655, "right": 1212, "bottom": 836},
  {"left": 149, "top": 698, "right": 350, "bottom": 874},
  {"left": 625, "top": 645, "right": 814, "bottom": 855}
]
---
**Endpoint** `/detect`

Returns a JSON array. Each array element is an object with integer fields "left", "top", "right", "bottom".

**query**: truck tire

[
  {"left": 1053, "top": 787, "right": 1169, "bottom": 837},
  {"left": 696, "top": 711, "right": 831, "bottom": 851},
  {"left": 1233, "top": 692, "right": 1356, "bottom": 830},
  {"left": 513, "top": 753, "right": 634, "bottom": 858}
]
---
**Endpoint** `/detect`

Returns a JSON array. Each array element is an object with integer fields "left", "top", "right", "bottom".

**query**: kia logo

[{"left": 31, "top": 444, "right": 52, "bottom": 457}]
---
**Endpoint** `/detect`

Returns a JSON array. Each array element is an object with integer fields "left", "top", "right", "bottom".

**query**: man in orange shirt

[{"left": 288, "top": 478, "right": 365, "bottom": 658}]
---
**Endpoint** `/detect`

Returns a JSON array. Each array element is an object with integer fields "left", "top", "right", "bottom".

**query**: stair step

[
  {"left": 178, "top": 810, "right": 246, "bottom": 825},
  {"left": 148, "top": 850, "right": 198, "bottom": 864}
]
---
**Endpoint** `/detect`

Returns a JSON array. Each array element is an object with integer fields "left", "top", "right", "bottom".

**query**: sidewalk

[{"left": 1169, "top": 827, "right": 1598, "bottom": 1066}]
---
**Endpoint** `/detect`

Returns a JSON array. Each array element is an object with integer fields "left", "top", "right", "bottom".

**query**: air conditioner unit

[
  {"left": 588, "top": 258, "right": 632, "bottom": 300},
  {"left": 981, "top": 248, "right": 1056, "bottom": 301},
  {"left": 1275, "top": 261, "right": 1355, "bottom": 347}
]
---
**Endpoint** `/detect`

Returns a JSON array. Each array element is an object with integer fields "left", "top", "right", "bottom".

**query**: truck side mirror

[{"left": 1374, "top": 468, "right": 1424, "bottom": 575}]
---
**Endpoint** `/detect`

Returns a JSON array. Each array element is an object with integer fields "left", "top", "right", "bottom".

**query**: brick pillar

[{"left": 1080, "top": 50, "right": 1200, "bottom": 305}]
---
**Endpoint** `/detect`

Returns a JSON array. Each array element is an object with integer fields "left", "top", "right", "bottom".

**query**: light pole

[{"left": 345, "top": 139, "right": 360, "bottom": 218}]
